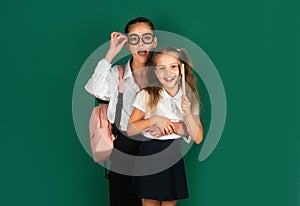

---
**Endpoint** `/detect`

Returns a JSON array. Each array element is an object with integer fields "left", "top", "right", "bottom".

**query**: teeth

[{"left": 165, "top": 77, "right": 174, "bottom": 81}]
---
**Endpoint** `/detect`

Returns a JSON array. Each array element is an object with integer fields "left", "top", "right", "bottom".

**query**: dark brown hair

[{"left": 124, "top": 17, "right": 155, "bottom": 34}]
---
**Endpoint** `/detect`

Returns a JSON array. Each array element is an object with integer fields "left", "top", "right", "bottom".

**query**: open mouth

[
  {"left": 163, "top": 77, "right": 176, "bottom": 83},
  {"left": 137, "top": 50, "right": 147, "bottom": 57}
]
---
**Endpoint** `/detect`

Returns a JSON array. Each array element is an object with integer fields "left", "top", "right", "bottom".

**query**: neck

[
  {"left": 165, "top": 85, "right": 179, "bottom": 97},
  {"left": 130, "top": 58, "right": 147, "bottom": 88},
  {"left": 131, "top": 59, "right": 145, "bottom": 71}
]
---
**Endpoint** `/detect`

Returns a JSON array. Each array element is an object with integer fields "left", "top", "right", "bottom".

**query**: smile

[{"left": 163, "top": 77, "right": 176, "bottom": 82}]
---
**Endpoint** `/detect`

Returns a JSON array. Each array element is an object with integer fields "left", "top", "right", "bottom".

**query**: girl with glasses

[{"left": 85, "top": 17, "right": 157, "bottom": 206}]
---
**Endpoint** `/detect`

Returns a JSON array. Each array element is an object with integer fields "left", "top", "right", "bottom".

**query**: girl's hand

[
  {"left": 148, "top": 126, "right": 163, "bottom": 138},
  {"left": 149, "top": 115, "right": 175, "bottom": 136},
  {"left": 110, "top": 32, "right": 128, "bottom": 52},
  {"left": 181, "top": 95, "right": 192, "bottom": 118},
  {"left": 105, "top": 32, "right": 128, "bottom": 63}
]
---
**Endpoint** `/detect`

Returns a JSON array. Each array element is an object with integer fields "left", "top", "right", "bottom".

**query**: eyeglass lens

[{"left": 128, "top": 33, "right": 154, "bottom": 45}]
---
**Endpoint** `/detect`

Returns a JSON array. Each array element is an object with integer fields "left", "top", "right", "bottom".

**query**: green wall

[{"left": 1, "top": 0, "right": 299, "bottom": 205}]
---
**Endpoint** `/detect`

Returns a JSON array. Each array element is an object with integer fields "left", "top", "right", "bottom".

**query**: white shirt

[
  {"left": 132, "top": 88, "right": 199, "bottom": 140},
  {"left": 85, "top": 58, "right": 143, "bottom": 131}
]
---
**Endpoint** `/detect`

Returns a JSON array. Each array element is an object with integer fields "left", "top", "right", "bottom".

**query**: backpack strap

[
  {"left": 104, "top": 65, "right": 125, "bottom": 179},
  {"left": 113, "top": 64, "right": 125, "bottom": 133},
  {"left": 117, "top": 65, "right": 125, "bottom": 93}
]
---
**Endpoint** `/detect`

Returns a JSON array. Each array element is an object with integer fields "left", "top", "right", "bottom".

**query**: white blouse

[
  {"left": 133, "top": 88, "right": 199, "bottom": 140},
  {"left": 85, "top": 58, "right": 142, "bottom": 131}
]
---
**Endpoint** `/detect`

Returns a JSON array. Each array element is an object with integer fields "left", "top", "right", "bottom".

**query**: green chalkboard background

[{"left": 1, "top": 0, "right": 299, "bottom": 205}]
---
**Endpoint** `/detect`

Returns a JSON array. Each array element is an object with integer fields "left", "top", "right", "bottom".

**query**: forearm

[
  {"left": 105, "top": 49, "right": 117, "bottom": 64},
  {"left": 127, "top": 119, "right": 151, "bottom": 136},
  {"left": 173, "top": 122, "right": 188, "bottom": 136},
  {"left": 185, "top": 115, "right": 203, "bottom": 144}
]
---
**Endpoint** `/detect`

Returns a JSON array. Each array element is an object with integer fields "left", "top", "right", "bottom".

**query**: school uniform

[
  {"left": 85, "top": 58, "right": 143, "bottom": 206},
  {"left": 129, "top": 88, "right": 199, "bottom": 201}
]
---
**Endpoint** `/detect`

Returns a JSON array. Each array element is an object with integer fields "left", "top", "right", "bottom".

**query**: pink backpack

[{"left": 89, "top": 65, "right": 124, "bottom": 162}]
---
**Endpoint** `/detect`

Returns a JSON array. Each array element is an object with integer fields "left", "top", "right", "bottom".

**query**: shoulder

[
  {"left": 135, "top": 89, "right": 149, "bottom": 99},
  {"left": 141, "top": 86, "right": 162, "bottom": 96}
]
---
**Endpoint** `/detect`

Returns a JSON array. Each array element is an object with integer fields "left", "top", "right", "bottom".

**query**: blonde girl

[{"left": 127, "top": 47, "right": 203, "bottom": 206}]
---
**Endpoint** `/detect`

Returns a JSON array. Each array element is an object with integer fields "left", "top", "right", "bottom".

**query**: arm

[
  {"left": 105, "top": 32, "right": 128, "bottom": 63},
  {"left": 84, "top": 32, "right": 128, "bottom": 99},
  {"left": 127, "top": 108, "right": 176, "bottom": 137},
  {"left": 172, "top": 122, "right": 188, "bottom": 136},
  {"left": 127, "top": 108, "right": 149, "bottom": 136},
  {"left": 148, "top": 121, "right": 187, "bottom": 138},
  {"left": 184, "top": 115, "right": 203, "bottom": 144},
  {"left": 181, "top": 96, "right": 203, "bottom": 144}
]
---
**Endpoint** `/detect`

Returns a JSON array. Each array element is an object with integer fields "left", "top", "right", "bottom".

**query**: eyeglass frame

[{"left": 127, "top": 32, "right": 155, "bottom": 45}]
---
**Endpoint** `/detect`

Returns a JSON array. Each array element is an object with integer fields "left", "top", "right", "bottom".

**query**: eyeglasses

[
  {"left": 155, "top": 64, "right": 180, "bottom": 73},
  {"left": 127, "top": 33, "right": 154, "bottom": 45}
]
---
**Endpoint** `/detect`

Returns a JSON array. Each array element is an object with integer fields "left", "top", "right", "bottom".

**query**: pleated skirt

[{"left": 129, "top": 138, "right": 188, "bottom": 201}]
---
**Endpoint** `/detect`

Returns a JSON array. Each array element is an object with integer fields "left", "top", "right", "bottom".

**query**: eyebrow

[{"left": 156, "top": 62, "right": 180, "bottom": 67}]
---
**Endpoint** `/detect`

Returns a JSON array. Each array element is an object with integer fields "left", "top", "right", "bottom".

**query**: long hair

[{"left": 143, "top": 46, "right": 200, "bottom": 114}]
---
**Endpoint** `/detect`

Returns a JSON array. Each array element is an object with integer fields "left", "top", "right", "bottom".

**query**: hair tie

[{"left": 177, "top": 48, "right": 180, "bottom": 52}]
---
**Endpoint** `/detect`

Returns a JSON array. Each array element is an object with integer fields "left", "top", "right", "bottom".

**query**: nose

[
  {"left": 165, "top": 67, "right": 172, "bottom": 74},
  {"left": 138, "top": 39, "right": 144, "bottom": 46}
]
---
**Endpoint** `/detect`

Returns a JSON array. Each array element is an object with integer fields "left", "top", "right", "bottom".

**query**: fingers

[
  {"left": 150, "top": 129, "right": 161, "bottom": 138},
  {"left": 181, "top": 95, "right": 190, "bottom": 103},
  {"left": 149, "top": 116, "right": 176, "bottom": 137},
  {"left": 162, "top": 122, "right": 175, "bottom": 135},
  {"left": 111, "top": 32, "right": 122, "bottom": 39},
  {"left": 150, "top": 122, "right": 175, "bottom": 136},
  {"left": 111, "top": 32, "right": 128, "bottom": 45}
]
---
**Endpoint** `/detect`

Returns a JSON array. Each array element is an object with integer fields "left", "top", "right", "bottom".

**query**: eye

[
  {"left": 144, "top": 35, "right": 151, "bottom": 40},
  {"left": 143, "top": 33, "right": 153, "bottom": 43},
  {"left": 157, "top": 67, "right": 166, "bottom": 72},
  {"left": 130, "top": 36, "right": 138, "bottom": 42},
  {"left": 171, "top": 64, "right": 179, "bottom": 70}
]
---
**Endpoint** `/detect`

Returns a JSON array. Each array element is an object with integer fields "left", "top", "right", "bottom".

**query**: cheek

[
  {"left": 172, "top": 70, "right": 180, "bottom": 78},
  {"left": 154, "top": 71, "right": 163, "bottom": 80},
  {"left": 127, "top": 45, "right": 137, "bottom": 53},
  {"left": 145, "top": 44, "right": 155, "bottom": 50}
]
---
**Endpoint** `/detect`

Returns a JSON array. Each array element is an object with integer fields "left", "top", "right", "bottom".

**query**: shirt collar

[
  {"left": 123, "top": 59, "right": 132, "bottom": 80},
  {"left": 162, "top": 87, "right": 182, "bottom": 100}
]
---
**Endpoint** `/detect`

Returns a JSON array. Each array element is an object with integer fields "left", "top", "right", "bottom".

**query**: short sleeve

[{"left": 132, "top": 90, "right": 149, "bottom": 113}]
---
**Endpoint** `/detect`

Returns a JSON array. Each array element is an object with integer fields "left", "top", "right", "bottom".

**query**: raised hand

[
  {"left": 181, "top": 95, "right": 192, "bottom": 118},
  {"left": 105, "top": 32, "right": 128, "bottom": 63}
]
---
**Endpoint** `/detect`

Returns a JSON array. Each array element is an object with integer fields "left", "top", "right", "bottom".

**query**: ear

[
  {"left": 152, "top": 37, "right": 158, "bottom": 49},
  {"left": 125, "top": 42, "right": 130, "bottom": 51}
]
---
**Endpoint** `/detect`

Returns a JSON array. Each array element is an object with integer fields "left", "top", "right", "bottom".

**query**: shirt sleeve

[
  {"left": 84, "top": 58, "right": 118, "bottom": 101},
  {"left": 132, "top": 90, "right": 148, "bottom": 113}
]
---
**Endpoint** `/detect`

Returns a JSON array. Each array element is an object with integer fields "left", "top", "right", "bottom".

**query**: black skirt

[{"left": 129, "top": 138, "right": 189, "bottom": 201}]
